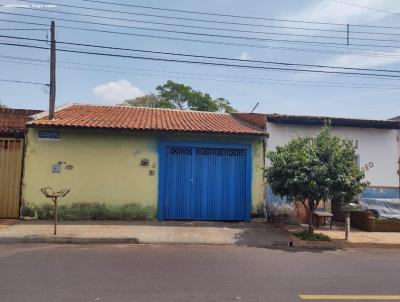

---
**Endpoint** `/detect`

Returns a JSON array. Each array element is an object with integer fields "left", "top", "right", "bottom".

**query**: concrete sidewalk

[
  {"left": 315, "top": 228, "right": 400, "bottom": 245},
  {"left": 282, "top": 223, "right": 400, "bottom": 248},
  {"left": 0, "top": 220, "right": 291, "bottom": 246}
]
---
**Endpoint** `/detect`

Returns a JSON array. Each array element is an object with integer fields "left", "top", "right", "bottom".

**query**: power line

[
  {"left": 2, "top": 55, "right": 400, "bottom": 90},
  {"left": 2, "top": 40, "right": 400, "bottom": 79},
  {"left": 13, "top": 6, "right": 349, "bottom": 40},
  {"left": 15, "top": 1, "right": 400, "bottom": 37},
  {"left": 3, "top": 34, "right": 400, "bottom": 75},
  {"left": 0, "top": 11, "right": 355, "bottom": 48},
  {"left": 6, "top": 54, "right": 400, "bottom": 87},
  {"left": 330, "top": 0, "right": 400, "bottom": 16},
  {"left": 51, "top": 0, "right": 400, "bottom": 30},
  {"left": 16, "top": 0, "right": 347, "bottom": 28},
  {"left": 16, "top": 6, "right": 400, "bottom": 44},
  {"left": 10, "top": 7, "right": 400, "bottom": 47},
  {"left": 4, "top": 18, "right": 400, "bottom": 60},
  {"left": 82, "top": 0, "right": 347, "bottom": 25},
  {"left": 0, "top": 78, "right": 48, "bottom": 86},
  {"left": 0, "top": 28, "right": 48, "bottom": 31},
  {"left": 18, "top": 0, "right": 400, "bottom": 31}
]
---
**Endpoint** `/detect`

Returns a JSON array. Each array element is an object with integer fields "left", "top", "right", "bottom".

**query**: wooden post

[
  {"left": 345, "top": 211, "right": 350, "bottom": 241},
  {"left": 54, "top": 197, "right": 58, "bottom": 236}
]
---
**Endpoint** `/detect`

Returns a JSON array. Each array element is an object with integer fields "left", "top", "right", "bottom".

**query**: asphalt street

[{"left": 0, "top": 244, "right": 399, "bottom": 302}]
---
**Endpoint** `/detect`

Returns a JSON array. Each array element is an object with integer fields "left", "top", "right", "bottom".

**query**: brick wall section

[
  {"left": 231, "top": 113, "right": 267, "bottom": 130},
  {"left": 0, "top": 108, "right": 42, "bottom": 136}
]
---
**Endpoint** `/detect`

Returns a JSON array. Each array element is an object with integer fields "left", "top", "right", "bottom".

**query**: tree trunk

[
  {"left": 308, "top": 210, "right": 314, "bottom": 234},
  {"left": 308, "top": 200, "right": 314, "bottom": 235}
]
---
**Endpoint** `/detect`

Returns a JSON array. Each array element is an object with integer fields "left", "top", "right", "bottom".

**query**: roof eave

[
  {"left": 266, "top": 115, "right": 400, "bottom": 130},
  {"left": 27, "top": 123, "right": 265, "bottom": 136}
]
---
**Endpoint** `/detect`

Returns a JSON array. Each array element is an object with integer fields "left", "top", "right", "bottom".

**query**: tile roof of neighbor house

[
  {"left": 266, "top": 113, "right": 400, "bottom": 129},
  {"left": 231, "top": 113, "right": 267, "bottom": 130},
  {"left": 29, "top": 104, "right": 265, "bottom": 136},
  {"left": 0, "top": 108, "right": 43, "bottom": 136}
]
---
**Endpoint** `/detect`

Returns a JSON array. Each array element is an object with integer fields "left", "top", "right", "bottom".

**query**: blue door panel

[
  {"left": 164, "top": 146, "right": 193, "bottom": 220},
  {"left": 159, "top": 144, "right": 250, "bottom": 221}
]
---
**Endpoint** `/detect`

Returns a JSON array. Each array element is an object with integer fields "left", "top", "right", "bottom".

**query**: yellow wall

[{"left": 22, "top": 128, "right": 264, "bottom": 214}]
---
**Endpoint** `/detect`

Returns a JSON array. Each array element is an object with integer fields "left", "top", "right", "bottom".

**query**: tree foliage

[
  {"left": 265, "top": 126, "right": 368, "bottom": 234},
  {"left": 120, "top": 94, "right": 166, "bottom": 108},
  {"left": 121, "top": 80, "right": 237, "bottom": 112},
  {"left": 0, "top": 103, "right": 7, "bottom": 108}
]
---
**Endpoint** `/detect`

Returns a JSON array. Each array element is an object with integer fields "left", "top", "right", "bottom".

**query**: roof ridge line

[
  {"left": 67, "top": 103, "right": 230, "bottom": 115},
  {"left": 28, "top": 103, "right": 75, "bottom": 122}
]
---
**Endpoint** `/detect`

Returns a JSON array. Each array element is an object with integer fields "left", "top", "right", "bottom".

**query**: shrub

[
  {"left": 23, "top": 202, "right": 156, "bottom": 220},
  {"left": 296, "top": 230, "right": 330, "bottom": 241}
]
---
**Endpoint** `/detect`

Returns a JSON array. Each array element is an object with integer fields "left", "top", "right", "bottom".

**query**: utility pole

[{"left": 48, "top": 20, "right": 56, "bottom": 120}]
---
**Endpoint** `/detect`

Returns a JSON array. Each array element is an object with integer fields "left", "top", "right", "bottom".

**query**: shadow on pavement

[{"left": 233, "top": 226, "right": 341, "bottom": 253}]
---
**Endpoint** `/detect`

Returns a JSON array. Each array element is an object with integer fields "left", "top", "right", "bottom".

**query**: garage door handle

[{"left": 189, "top": 177, "right": 194, "bottom": 184}]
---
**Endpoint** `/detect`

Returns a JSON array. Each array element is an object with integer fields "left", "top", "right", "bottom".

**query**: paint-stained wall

[{"left": 22, "top": 128, "right": 264, "bottom": 213}]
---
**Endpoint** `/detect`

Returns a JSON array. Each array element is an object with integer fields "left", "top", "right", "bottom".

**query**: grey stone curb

[
  {"left": 0, "top": 236, "right": 139, "bottom": 244},
  {"left": 0, "top": 236, "right": 290, "bottom": 247},
  {"left": 289, "top": 235, "right": 400, "bottom": 249}
]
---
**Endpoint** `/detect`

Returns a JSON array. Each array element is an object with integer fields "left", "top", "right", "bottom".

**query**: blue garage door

[{"left": 159, "top": 144, "right": 251, "bottom": 221}]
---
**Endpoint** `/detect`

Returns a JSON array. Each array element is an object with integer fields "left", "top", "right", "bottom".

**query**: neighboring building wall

[
  {"left": 22, "top": 128, "right": 264, "bottom": 215},
  {"left": 265, "top": 122, "right": 400, "bottom": 202}
]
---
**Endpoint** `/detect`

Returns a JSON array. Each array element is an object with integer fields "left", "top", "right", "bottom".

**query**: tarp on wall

[{"left": 360, "top": 198, "right": 400, "bottom": 219}]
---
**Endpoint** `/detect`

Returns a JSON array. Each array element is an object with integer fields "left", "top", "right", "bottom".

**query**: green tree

[
  {"left": 119, "top": 94, "right": 175, "bottom": 109},
  {"left": 265, "top": 126, "right": 367, "bottom": 234},
  {"left": 0, "top": 103, "right": 7, "bottom": 108},
  {"left": 121, "top": 81, "right": 237, "bottom": 112},
  {"left": 156, "top": 80, "right": 236, "bottom": 112},
  {"left": 215, "top": 97, "right": 237, "bottom": 113},
  {"left": 120, "top": 94, "right": 158, "bottom": 107}
]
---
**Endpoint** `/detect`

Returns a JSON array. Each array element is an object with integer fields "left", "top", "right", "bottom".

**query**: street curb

[
  {"left": 0, "top": 236, "right": 139, "bottom": 244},
  {"left": 288, "top": 234, "right": 400, "bottom": 249},
  {"left": 0, "top": 236, "right": 290, "bottom": 247}
]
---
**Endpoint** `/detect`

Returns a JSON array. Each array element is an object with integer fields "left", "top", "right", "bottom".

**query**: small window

[
  {"left": 0, "top": 139, "right": 8, "bottom": 150},
  {"left": 0, "top": 139, "right": 22, "bottom": 150},
  {"left": 38, "top": 130, "right": 60, "bottom": 140}
]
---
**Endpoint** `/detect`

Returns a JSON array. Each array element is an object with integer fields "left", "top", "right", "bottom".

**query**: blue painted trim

[
  {"left": 157, "top": 140, "right": 253, "bottom": 221},
  {"left": 245, "top": 144, "right": 252, "bottom": 222},
  {"left": 157, "top": 142, "right": 165, "bottom": 220},
  {"left": 361, "top": 187, "right": 400, "bottom": 199}
]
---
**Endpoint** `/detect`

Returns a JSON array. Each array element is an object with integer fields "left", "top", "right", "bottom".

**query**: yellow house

[{"left": 22, "top": 104, "right": 266, "bottom": 221}]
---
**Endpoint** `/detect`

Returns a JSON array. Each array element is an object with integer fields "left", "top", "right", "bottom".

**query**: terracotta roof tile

[
  {"left": 29, "top": 104, "right": 265, "bottom": 136},
  {"left": 0, "top": 108, "right": 42, "bottom": 135},
  {"left": 231, "top": 113, "right": 268, "bottom": 130}
]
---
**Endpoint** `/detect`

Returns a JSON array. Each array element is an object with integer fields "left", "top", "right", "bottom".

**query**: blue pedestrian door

[{"left": 159, "top": 143, "right": 251, "bottom": 221}]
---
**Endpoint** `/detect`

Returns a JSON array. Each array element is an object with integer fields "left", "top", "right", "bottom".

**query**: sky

[{"left": 0, "top": 0, "right": 400, "bottom": 119}]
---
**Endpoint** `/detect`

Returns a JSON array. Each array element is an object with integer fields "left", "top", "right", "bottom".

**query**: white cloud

[
  {"left": 327, "top": 50, "right": 400, "bottom": 69},
  {"left": 92, "top": 80, "right": 144, "bottom": 103},
  {"left": 239, "top": 52, "right": 252, "bottom": 60},
  {"left": 284, "top": 0, "right": 399, "bottom": 25}
]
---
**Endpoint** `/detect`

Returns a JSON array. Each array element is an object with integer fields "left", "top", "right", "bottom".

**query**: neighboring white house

[{"left": 233, "top": 113, "right": 400, "bottom": 202}]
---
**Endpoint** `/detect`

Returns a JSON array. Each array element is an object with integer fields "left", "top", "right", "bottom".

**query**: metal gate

[
  {"left": 158, "top": 143, "right": 251, "bottom": 221},
  {"left": 0, "top": 138, "right": 23, "bottom": 218}
]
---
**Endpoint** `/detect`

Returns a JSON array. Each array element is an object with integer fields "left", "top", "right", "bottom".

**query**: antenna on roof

[{"left": 250, "top": 102, "right": 260, "bottom": 113}]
